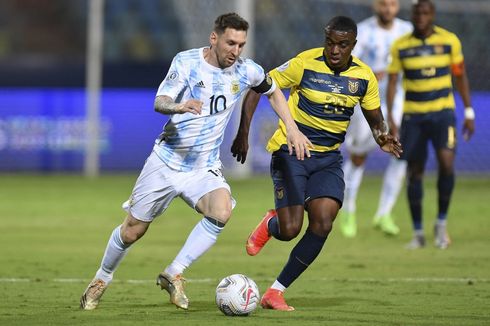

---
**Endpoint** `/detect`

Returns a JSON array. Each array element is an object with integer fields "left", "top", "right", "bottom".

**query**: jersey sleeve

[
  {"left": 269, "top": 56, "right": 304, "bottom": 89},
  {"left": 387, "top": 41, "right": 402, "bottom": 74},
  {"left": 360, "top": 68, "right": 381, "bottom": 110},
  {"left": 156, "top": 53, "right": 187, "bottom": 99},
  {"left": 450, "top": 34, "right": 464, "bottom": 65},
  {"left": 245, "top": 60, "right": 276, "bottom": 96}
]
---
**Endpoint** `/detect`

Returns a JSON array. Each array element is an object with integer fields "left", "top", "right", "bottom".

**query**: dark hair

[
  {"left": 413, "top": 0, "right": 435, "bottom": 10},
  {"left": 325, "top": 16, "right": 357, "bottom": 37},
  {"left": 214, "top": 13, "right": 249, "bottom": 34}
]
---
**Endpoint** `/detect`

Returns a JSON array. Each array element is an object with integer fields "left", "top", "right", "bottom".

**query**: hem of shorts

[
  {"left": 125, "top": 207, "right": 153, "bottom": 223},
  {"left": 305, "top": 194, "right": 343, "bottom": 208}
]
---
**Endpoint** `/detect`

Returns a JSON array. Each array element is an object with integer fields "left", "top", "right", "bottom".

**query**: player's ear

[{"left": 210, "top": 31, "right": 218, "bottom": 47}]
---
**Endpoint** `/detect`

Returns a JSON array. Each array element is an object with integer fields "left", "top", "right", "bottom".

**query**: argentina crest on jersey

[{"left": 231, "top": 80, "right": 240, "bottom": 95}]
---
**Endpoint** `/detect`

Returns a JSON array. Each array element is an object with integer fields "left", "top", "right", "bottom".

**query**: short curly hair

[
  {"left": 214, "top": 13, "right": 249, "bottom": 34},
  {"left": 325, "top": 16, "right": 357, "bottom": 37}
]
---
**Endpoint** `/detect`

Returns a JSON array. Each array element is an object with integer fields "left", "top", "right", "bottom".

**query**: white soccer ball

[{"left": 215, "top": 274, "right": 260, "bottom": 316}]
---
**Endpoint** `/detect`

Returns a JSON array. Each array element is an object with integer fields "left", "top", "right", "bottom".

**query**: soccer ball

[{"left": 215, "top": 274, "right": 260, "bottom": 316}]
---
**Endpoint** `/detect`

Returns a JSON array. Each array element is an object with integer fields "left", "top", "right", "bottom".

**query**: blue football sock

[
  {"left": 407, "top": 177, "right": 423, "bottom": 231},
  {"left": 276, "top": 229, "right": 327, "bottom": 288},
  {"left": 268, "top": 216, "right": 280, "bottom": 239},
  {"left": 437, "top": 173, "right": 454, "bottom": 221}
]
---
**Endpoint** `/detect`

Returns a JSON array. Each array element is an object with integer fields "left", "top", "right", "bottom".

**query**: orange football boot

[
  {"left": 246, "top": 209, "right": 276, "bottom": 256},
  {"left": 260, "top": 288, "right": 295, "bottom": 311}
]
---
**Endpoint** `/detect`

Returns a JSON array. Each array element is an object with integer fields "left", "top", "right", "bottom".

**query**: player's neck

[
  {"left": 377, "top": 17, "right": 395, "bottom": 30},
  {"left": 203, "top": 47, "right": 220, "bottom": 68},
  {"left": 413, "top": 26, "right": 434, "bottom": 39}
]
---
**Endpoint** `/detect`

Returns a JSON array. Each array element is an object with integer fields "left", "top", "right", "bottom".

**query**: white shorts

[
  {"left": 345, "top": 98, "right": 404, "bottom": 155},
  {"left": 122, "top": 151, "right": 235, "bottom": 222}
]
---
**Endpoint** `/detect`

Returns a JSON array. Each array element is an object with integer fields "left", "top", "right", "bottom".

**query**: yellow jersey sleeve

[
  {"left": 269, "top": 56, "right": 304, "bottom": 89},
  {"left": 387, "top": 40, "right": 402, "bottom": 74},
  {"left": 450, "top": 34, "right": 464, "bottom": 65},
  {"left": 359, "top": 69, "right": 380, "bottom": 110}
]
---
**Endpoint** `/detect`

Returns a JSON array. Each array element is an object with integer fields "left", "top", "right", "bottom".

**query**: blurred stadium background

[{"left": 0, "top": 0, "right": 489, "bottom": 176}]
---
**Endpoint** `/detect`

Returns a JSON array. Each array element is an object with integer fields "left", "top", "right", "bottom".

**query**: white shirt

[
  {"left": 154, "top": 47, "right": 275, "bottom": 172},
  {"left": 353, "top": 16, "right": 412, "bottom": 111}
]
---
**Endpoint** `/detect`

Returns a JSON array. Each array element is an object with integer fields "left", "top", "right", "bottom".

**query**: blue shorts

[
  {"left": 400, "top": 109, "right": 456, "bottom": 163},
  {"left": 270, "top": 147, "right": 344, "bottom": 209}
]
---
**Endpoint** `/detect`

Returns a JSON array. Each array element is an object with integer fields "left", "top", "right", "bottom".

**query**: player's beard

[
  {"left": 377, "top": 13, "right": 394, "bottom": 27},
  {"left": 218, "top": 55, "right": 236, "bottom": 69}
]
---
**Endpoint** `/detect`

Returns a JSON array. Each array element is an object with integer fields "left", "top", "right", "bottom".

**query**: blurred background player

[
  {"left": 339, "top": 0, "right": 412, "bottom": 238},
  {"left": 232, "top": 16, "right": 402, "bottom": 311},
  {"left": 80, "top": 12, "right": 311, "bottom": 311},
  {"left": 387, "top": 0, "right": 475, "bottom": 249}
]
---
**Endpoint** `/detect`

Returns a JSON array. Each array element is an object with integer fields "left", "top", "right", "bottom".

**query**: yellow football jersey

[
  {"left": 267, "top": 47, "right": 380, "bottom": 153},
  {"left": 388, "top": 26, "right": 464, "bottom": 114}
]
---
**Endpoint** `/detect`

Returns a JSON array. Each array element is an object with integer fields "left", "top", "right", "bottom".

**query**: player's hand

[
  {"left": 231, "top": 132, "right": 249, "bottom": 164},
  {"left": 286, "top": 128, "right": 313, "bottom": 160},
  {"left": 177, "top": 99, "right": 203, "bottom": 115},
  {"left": 374, "top": 71, "right": 386, "bottom": 82},
  {"left": 378, "top": 134, "right": 403, "bottom": 158},
  {"left": 462, "top": 118, "right": 475, "bottom": 141},
  {"left": 387, "top": 115, "right": 399, "bottom": 139}
]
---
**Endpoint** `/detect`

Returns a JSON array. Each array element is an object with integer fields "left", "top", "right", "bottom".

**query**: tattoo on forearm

[
  {"left": 154, "top": 96, "right": 180, "bottom": 114},
  {"left": 372, "top": 120, "right": 389, "bottom": 143}
]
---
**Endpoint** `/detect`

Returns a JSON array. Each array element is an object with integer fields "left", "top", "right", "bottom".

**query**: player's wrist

[
  {"left": 372, "top": 121, "right": 389, "bottom": 145},
  {"left": 464, "top": 106, "right": 475, "bottom": 120},
  {"left": 284, "top": 122, "right": 298, "bottom": 133}
]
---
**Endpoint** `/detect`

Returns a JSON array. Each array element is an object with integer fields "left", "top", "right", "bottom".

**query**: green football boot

[
  {"left": 339, "top": 211, "right": 357, "bottom": 238},
  {"left": 373, "top": 214, "right": 400, "bottom": 236}
]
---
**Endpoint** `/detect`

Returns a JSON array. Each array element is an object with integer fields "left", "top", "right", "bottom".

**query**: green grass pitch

[{"left": 0, "top": 173, "right": 489, "bottom": 325}]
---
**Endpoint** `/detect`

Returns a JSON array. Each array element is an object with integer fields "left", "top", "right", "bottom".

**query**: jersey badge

[
  {"left": 348, "top": 80, "right": 359, "bottom": 94},
  {"left": 275, "top": 187, "right": 284, "bottom": 200},
  {"left": 231, "top": 80, "right": 240, "bottom": 94},
  {"left": 166, "top": 71, "right": 178, "bottom": 82},
  {"left": 434, "top": 45, "right": 444, "bottom": 54}
]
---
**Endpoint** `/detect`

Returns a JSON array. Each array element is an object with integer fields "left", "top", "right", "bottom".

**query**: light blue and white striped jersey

[
  {"left": 154, "top": 47, "right": 274, "bottom": 172},
  {"left": 353, "top": 16, "right": 412, "bottom": 114}
]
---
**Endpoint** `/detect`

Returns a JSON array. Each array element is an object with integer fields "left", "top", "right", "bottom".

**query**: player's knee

[
  {"left": 120, "top": 216, "right": 149, "bottom": 244},
  {"left": 279, "top": 222, "right": 302, "bottom": 241},
  {"left": 311, "top": 220, "right": 333, "bottom": 237},
  {"left": 120, "top": 226, "right": 144, "bottom": 244},
  {"left": 120, "top": 228, "right": 138, "bottom": 244},
  {"left": 407, "top": 168, "right": 423, "bottom": 181},
  {"left": 438, "top": 164, "right": 454, "bottom": 176},
  {"left": 208, "top": 207, "right": 232, "bottom": 224},
  {"left": 351, "top": 154, "right": 366, "bottom": 166}
]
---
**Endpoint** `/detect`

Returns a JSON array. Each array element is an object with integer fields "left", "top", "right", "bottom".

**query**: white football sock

[
  {"left": 436, "top": 219, "right": 447, "bottom": 227},
  {"left": 375, "top": 158, "right": 407, "bottom": 217},
  {"left": 343, "top": 160, "right": 365, "bottom": 214},
  {"left": 271, "top": 280, "right": 286, "bottom": 292},
  {"left": 165, "top": 217, "right": 223, "bottom": 277},
  {"left": 95, "top": 225, "right": 131, "bottom": 283}
]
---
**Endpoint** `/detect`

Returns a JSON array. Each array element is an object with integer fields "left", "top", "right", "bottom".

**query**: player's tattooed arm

[
  {"left": 154, "top": 95, "right": 203, "bottom": 115},
  {"left": 371, "top": 120, "right": 390, "bottom": 145},
  {"left": 362, "top": 107, "right": 403, "bottom": 158}
]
